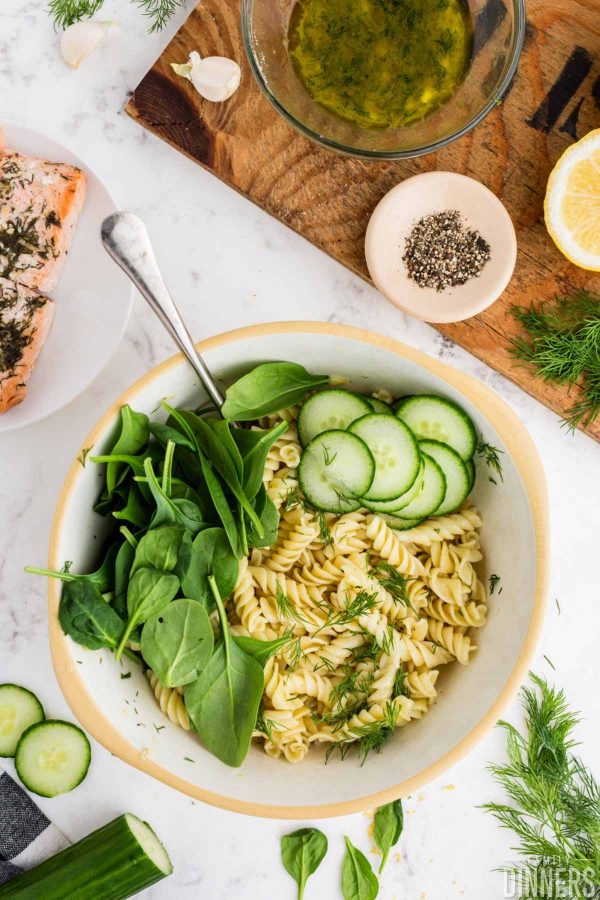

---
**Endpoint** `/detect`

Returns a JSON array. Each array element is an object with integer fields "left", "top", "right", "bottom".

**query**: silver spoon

[{"left": 101, "top": 212, "right": 225, "bottom": 412}]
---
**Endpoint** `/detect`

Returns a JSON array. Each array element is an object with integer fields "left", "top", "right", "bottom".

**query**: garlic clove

[
  {"left": 190, "top": 56, "right": 241, "bottom": 102},
  {"left": 60, "top": 20, "right": 112, "bottom": 69},
  {"left": 171, "top": 50, "right": 241, "bottom": 102}
]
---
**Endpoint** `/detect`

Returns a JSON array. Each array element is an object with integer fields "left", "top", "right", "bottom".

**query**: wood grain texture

[{"left": 126, "top": 0, "right": 600, "bottom": 439}]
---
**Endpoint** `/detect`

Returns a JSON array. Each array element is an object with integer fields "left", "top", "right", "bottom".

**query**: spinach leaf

[
  {"left": 373, "top": 800, "right": 403, "bottom": 873},
  {"left": 233, "top": 632, "right": 292, "bottom": 666},
  {"left": 58, "top": 581, "right": 125, "bottom": 651},
  {"left": 90, "top": 452, "right": 146, "bottom": 480},
  {"left": 114, "top": 540, "right": 135, "bottom": 619},
  {"left": 112, "top": 482, "right": 150, "bottom": 529},
  {"left": 149, "top": 421, "right": 195, "bottom": 451},
  {"left": 140, "top": 598, "right": 214, "bottom": 687},
  {"left": 232, "top": 420, "right": 288, "bottom": 500},
  {"left": 205, "top": 418, "right": 244, "bottom": 480},
  {"left": 197, "top": 450, "right": 242, "bottom": 557},
  {"left": 25, "top": 542, "right": 119, "bottom": 595},
  {"left": 246, "top": 487, "right": 279, "bottom": 549},
  {"left": 131, "top": 525, "right": 185, "bottom": 574},
  {"left": 116, "top": 566, "right": 179, "bottom": 659},
  {"left": 281, "top": 828, "right": 328, "bottom": 900},
  {"left": 105, "top": 405, "right": 150, "bottom": 496},
  {"left": 221, "top": 362, "right": 328, "bottom": 421},
  {"left": 176, "top": 527, "right": 238, "bottom": 608},
  {"left": 342, "top": 837, "right": 379, "bottom": 900},
  {"left": 184, "top": 576, "right": 263, "bottom": 767},
  {"left": 141, "top": 456, "right": 206, "bottom": 534},
  {"left": 166, "top": 406, "right": 263, "bottom": 536}
]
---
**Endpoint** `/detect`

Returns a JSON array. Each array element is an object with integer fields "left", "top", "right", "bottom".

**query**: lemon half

[{"left": 544, "top": 128, "right": 600, "bottom": 271}]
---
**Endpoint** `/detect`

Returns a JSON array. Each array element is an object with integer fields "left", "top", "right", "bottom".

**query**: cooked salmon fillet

[
  {"left": 0, "top": 147, "right": 86, "bottom": 291},
  {"left": 0, "top": 277, "right": 54, "bottom": 412}
]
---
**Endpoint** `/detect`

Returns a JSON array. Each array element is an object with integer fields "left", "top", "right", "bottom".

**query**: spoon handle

[{"left": 101, "top": 212, "right": 225, "bottom": 411}]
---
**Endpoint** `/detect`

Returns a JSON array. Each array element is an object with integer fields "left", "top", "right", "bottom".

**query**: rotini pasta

[{"left": 143, "top": 400, "right": 488, "bottom": 765}]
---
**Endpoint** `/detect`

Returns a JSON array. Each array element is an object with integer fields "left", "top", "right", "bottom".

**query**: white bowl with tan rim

[
  {"left": 365, "top": 172, "right": 517, "bottom": 323},
  {"left": 47, "top": 322, "right": 548, "bottom": 819}
]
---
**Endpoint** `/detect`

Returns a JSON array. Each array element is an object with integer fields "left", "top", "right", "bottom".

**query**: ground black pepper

[{"left": 403, "top": 209, "right": 491, "bottom": 292}]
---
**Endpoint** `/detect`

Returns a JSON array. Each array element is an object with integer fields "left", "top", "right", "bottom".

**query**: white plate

[{"left": 0, "top": 123, "right": 132, "bottom": 432}]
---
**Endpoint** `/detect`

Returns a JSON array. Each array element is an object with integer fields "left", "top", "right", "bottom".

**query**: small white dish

[
  {"left": 0, "top": 124, "right": 133, "bottom": 432},
  {"left": 365, "top": 171, "right": 517, "bottom": 324}
]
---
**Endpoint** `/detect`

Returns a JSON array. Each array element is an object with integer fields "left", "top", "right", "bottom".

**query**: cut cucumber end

[
  {"left": 299, "top": 430, "right": 374, "bottom": 513},
  {"left": 297, "top": 390, "right": 371, "bottom": 446},
  {"left": 0, "top": 684, "right": 45, "bottom": 758},
  {"left": 396, "top": 395, "right": 477, "bottom": 460},
  {"left": 419, "top": 439, "right": 471, "bottom": 516},
  {"left": 15, "top": 720, "right": 91, "bottom": 797},
  {"left": 348, "top": 414, "right": 421, "bottom": 501},
  {"left": 126, "top": 814, "right": 173, "bottom": 876}
]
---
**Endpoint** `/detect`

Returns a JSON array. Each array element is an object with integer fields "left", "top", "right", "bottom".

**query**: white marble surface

[{"left": 0, "top": 3, "right": 598, "bottom": 898}]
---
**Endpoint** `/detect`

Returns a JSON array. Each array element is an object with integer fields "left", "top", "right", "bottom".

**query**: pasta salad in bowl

[{"left": 40, "top": 323, "right": 548, "bottom": 817}]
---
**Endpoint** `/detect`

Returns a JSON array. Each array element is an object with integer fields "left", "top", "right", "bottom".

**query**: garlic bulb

[
  {"left": 60, "top": 21, "right": 112, "bottom": 68},
  {"left": 171, "top": 51, "right": 241, "bottom": 102}
]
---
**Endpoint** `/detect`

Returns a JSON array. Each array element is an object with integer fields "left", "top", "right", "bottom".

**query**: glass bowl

[{"left": 241, "top": 0, "right": 526, "bottom": 160}]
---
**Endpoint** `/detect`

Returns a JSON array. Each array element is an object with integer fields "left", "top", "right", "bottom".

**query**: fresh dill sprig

[
  {"left": 476, "top": 441, "right": 504, "bottom": 482},
  {"left": 326, "top": 667, "right": 375, "bottom": 722},
  {"left": 511, "top": 291, "right": 600, "bottom": 431},
  {"left": 275, "top": 584, "right": 308, "bottom": 626},
  {"left": 326, "top": 701, "right": 400, "bottom": 765},
  {"left": 369, "top": 561, "right": 415, "bottom": 612},
  {"left": 134, "top": 0, "right": 187, "bottom": 32},
  {"left": 281, "top": 487, "right": 332, "bottom": 545},
  {"left": 48, "top": 0, "right": 104, "bottom": 29},
  {"left": 392, "top": 668, "right": 411, "bottom": 700},
  {"left": 483, "top": 674, "right": 600, "bottom": 896},
  {"left": 323, "top": 589, "right": 378, "bottom": 629},
  {"left": 255, "top": 705, "right": 274, "bottom": 742},
  {"left": 48, "top": 0, "right": 186, "bottom": 31},
  {"left": 286, "top": 636, "right": 304, "bottom": 672}
]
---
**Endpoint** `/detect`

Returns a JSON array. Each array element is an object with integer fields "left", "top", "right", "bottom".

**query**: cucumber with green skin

[
  {"left": 0, "top": 684, "right": 44, "bottom": 758},
  {"left": 15, "top": 720, "right": 90, "bottom": 797},
  {"left": 0, "top": 814, "right": 172, "bottom": 900}
]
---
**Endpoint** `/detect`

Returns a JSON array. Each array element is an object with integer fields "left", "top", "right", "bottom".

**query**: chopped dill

[
  {"left": 275, "top": 584, "right": 308, "bottom": 625},
  {"left": 476, "top": 440, "right": 504, "bottom": 481},
  {"left": 489, "top": 573, "right": 501, "bottom": 595},
  {"left": 322, "top": 443, "right": 337, "bottom": 466},
  {"left": 323, "top": 589, "right": 378, "bottom": 629},
  {"left": 369, "top": 561, "right": 415, "bottom": 612},
  {"left": 325, "top": 701, "right": 400, "bottom": 765},
  {"left": 392, "top": 668, "right": 411, "bottom": 699}
]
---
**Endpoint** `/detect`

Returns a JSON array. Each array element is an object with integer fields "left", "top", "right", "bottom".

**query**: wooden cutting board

[{"left": 126, "top": 0, "right": 600, "bottom": 440}]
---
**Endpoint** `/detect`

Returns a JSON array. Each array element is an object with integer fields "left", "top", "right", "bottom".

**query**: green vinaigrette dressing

[{"left": 288, "top": 0, "right": 474, "bottom": 130}]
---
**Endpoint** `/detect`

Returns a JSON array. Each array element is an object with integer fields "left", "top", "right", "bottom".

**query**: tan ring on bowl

[{"left": 48, "top": 321, "right": 549, "bottom": 819}]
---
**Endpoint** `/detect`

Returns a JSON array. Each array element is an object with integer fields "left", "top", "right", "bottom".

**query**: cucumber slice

[
  {"left": 419, "top": 439, "right": 470, "bottom": 515},
  {"left": 391, "top": 453, "right": 447, "bottom": 520},
  {"left": 396, "top": 395, "right": 477, "bottom": 460},
  {"left": 297, "top": 390, "right": 371, "bottom": 447},
  {"left": 299, "top": 430, "right": 375, "bottom": 513},
  {"left": 0, "top": 684, "right": 44, "bottom": 758},
  {"left": 380, "top": 513, "right": 427, "bottom": 530},
  {"left": 0, "top": 813, "right": 172, "bottom": 899},
  {"left": 348, "top": 414, "right": 421, "bottom": 501},
  {"left": 15, "top": 720, "right": 91, "bottom": 797},
  {"left": 466, "top": 459, "right": 476, "bottom": 491},
  {"left": 368, "top": 397, "right": 394, "bottom": 415},
  {"left": 363, "top": 459, "right": 424, "bottom": 513}
]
